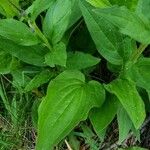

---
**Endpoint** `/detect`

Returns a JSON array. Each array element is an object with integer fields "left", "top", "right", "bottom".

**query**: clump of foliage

[{"left": 0, "top": 0, "right": 150, "bottom": 150}]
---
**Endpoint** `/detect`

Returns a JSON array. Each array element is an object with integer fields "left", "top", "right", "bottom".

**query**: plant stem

[
  {"left": 131, "top": 44, "right": 148, "bottom": 63},
  {"left": 28, "top": 21, "right": 53, "bottom": 51}
]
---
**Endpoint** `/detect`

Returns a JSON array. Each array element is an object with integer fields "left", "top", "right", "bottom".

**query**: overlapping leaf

[
  {"left": 45, "top": 42, "right": 67, "bottom": 67},
  {"left": 0, "top": 19, "right": 39, "bottom": 46},
  {"left": 26, "top": 0, "right": 55, "bottom": 21},
  {"left": 67, "top": 51, "right": 100, "bottom": 70},
  {"left": 94, "top": 6, "right": 150, "bottom": 44},
  {"left": 127, "top": 58, "right": 150, "bottom": 91},
  {"left": 105, "top": 78, "right": 146, "bottom": 129},
  {"left": 36, "top": 70, "right": 105, "bottom": 150},
  {"left": 90, "top": 94, "right": 118, "bottom": 137},
  {"left": 43, "top": 0, "right": 71, "bottom": 45},
  {"left": 0, "top": 36, "right": 48, "bottom": 66},
  {"left": 80, "top": 0, "right": 123, "bottom": 65}
]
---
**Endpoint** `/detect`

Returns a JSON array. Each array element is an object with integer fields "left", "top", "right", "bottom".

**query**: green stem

[
  {"left": 120, "top": 44, "right": 148, "bottom": 78},
  {"left": 131, "top": 44, "right": 148, "bottom": 63},
  {"left": 28, "top": 21, "right": 53, "bottom": 51}
]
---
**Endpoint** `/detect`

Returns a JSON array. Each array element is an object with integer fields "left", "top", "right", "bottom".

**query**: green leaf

[
  {"left": 86, "top": 0, "right": 111, "bottom": 8},
  {"left": 0, "top": 36, "right": 48, "bottom": 66},
  {"left": 127, "top": 58, "right": 150, "bottom": 91},
  {"left": 67, "top": 0, "right": 82, "bottom": 29},
  {"left": 79, "top": 0, "right": 123, "bottom": 65},
  {"left": 0, "top": 6, "right": 5, "bottom": 16},
  {"left": 105, "top": 79, "right": 146, "bottom": 129},
  {"left": 0, "top": 52, "right": 12, "bottom": 74},
  {"left": 67, "top": 51, "right": 100, "bottom": 70},
  {"left": 24, "top": 70, "right": 55, "bottom": 92},
  {"left": 109, "top": 0, "right": 138, "bottom": 10},
  {"left": 36, "top": 70, "right": 105, "bottom": 150},
  {"left": 117, "top": 107, "right": 132, "bottom": 144},
  {"left": 45, "top": 42, "right": 67, "bottom": 67},
  {"left": 0, "top": 19, "right": 39, "bottom": 46},
  {"left": 94, "top": 6, "right": 150, "bottom": 44},
  {"left": 43, "top": 0, "right": 71, "bottom": 45},
  {"left": 26, "top": 0, "right": 55, "bottom": 21},
  {"left": 136, "top": 0, "right": 150, "bottom": 20},
  {"left": 117, "top": 37, "right": 136, "bottom": 63},
  {"left": 90, "top": 94, "right": 118, "bottom": 137},
  {"left": 0, "top": 0, "right": 19, "bottom": 17}
]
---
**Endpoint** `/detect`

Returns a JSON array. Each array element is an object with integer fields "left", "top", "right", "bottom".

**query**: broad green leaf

[
  {"left": 67, "top": 51, "right": 100, "bottom": 70},
  {"left": 79, "top": 0, "right": 123, "bottom": 65},
  {"left": 67, "top": 0, "right": 82, "bottom": 29},
  {"left": 0, "top": 52, "right": 12, "bottom": 74},
  {"left": 105, "top": 79, "right": 146, "bottom": 129},
  {"left": 0, "top": 19, "right": 39, "bottom": 46},
  {"left": 117, "top": 107, "right": 132, "bottom": 144},
  {"left": 36, "top": 70, "right": 105, "bottom": 150},
  {"left": 127, "top": 58, "right": 150, "bottom": 91},
  {"left": 0, "top": 0, "right": 19, "bottom": 17},
  {"left": 86, "top": 0, "right": 111, "bottom": 8},
  {"left": 94, "top": 6, "right": 150, "bottom": 44},
  {"left": 0, "top": 37, "right": 48, "bottom": 66},
  {"left": 24, "top": 70, "right": 55, "bottom": 92},
  {"left": 26, "top": 0, "right": 55, "bottom": 21},
  {"left": 45, "top": 42, "right": 67, "bottom": 67},
  {"left": 43, "top": 0, "right": 71, "bottom": 45},
  {"left": 90, "top": 94, "right": 118, "bottom": 137},
  {"left": 136, "top": 0, "right": 150, "bottom": 20},
  {"left": 109, "top": 0, "right": 138, "bottom": 10}
]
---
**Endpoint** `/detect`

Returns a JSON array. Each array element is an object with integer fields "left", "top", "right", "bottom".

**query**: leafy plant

[{"left": 0, "top": 0, "right": 150, "bottom": 150}]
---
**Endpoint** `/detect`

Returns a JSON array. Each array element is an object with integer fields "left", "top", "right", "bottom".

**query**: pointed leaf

[
  {"left": 43, "top": 0, "right": 71, "bottom": 45},
  {"left": 94, "top": 6, "right": 150, "bottom": 44},
  {"left": 45, "top": 42, "right": 67, "bottom": 67},
  {"left": 0, "top": 19, "right": 39, "bottom": 46},
  {"left": 24, "top": 70, "right": 55, "bottom": 92},
  {"left": 67, "top": 51, "right": 100, "bottom": 70},
  {"left": 127, "top": 58, "right": 150, "bottom": 91},
  {"left": 90, "top": 94, "right": 118, "bottom": 137},
  {"left": 80, "top": 0, "right": 123, "bottom": 65},
  {"left": 0, "top": 37, "right": 48, "bottom": 66},
  {"left": 26, "top": 0, "right": 55, "bottom": 21},
  {"left": 36, "top": 70, "right": 105, "bottom": 150},
  {"left": 67, "top": 0, "right": 82, "bottom": 29},
  {"left": 117, "top": 107, "right": 132, "bottom": 144},
  {"left": 105, "top": 79, "right": 146, "bottom": 129}
]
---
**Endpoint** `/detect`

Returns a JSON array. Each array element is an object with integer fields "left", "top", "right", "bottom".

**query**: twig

[{"left": 65, "top": 140, "right": 73, "bottom": 150}]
